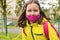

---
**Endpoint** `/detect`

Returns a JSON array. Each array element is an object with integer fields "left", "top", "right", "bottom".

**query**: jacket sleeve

[{"left": 48, "top": 22, "right": 60, "bottom": 40}]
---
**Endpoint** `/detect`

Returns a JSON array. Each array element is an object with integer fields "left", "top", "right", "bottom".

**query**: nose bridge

[{"left": 31, "top": 10, "right": 34, "bottom": 14}]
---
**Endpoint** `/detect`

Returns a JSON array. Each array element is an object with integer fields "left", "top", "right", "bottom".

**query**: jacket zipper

[{"left": 31, "top": 26, "right": 35, "bottom": 40}]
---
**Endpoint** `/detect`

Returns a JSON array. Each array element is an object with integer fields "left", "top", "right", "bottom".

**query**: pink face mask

[{"left": 26, "top": 15, "right": 40, "bottom": 23}]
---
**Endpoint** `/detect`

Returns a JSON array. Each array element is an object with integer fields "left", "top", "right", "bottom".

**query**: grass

[
  {"left": 7, "top": 26, "right": 17, "bottom": 28},
  {"left": 0, "top": 25, "right": 22, "bottom": 40},
  {"left": 0, "top": 32, "right": 22, "bottom": 40},
  {"left": 0, "top": 26, "right": 18, "bottom": 29}
]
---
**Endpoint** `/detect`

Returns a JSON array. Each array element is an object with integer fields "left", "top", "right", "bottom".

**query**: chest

[
  {"left": 24, "top": 24, "right": 47, "bottom": 40},
  {"left": 25, "top": 24, "right": 43, "bottom": 34}
]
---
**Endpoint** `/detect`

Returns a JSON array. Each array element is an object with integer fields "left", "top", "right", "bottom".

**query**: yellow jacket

[{"left": 22, "top": 18, "right": 60, "bottom": 40}]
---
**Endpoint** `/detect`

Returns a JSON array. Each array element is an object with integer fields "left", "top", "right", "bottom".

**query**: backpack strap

[
  {"left": 43, "top": 21, "right": 49, "bottom": 39},
  {"left": 43, "top": 21, "right": 60, "bottom": 39}
]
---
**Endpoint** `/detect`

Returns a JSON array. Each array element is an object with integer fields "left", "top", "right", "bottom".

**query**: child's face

[{"left": 26, "top": 3, "right": 40, "bottom": 16}]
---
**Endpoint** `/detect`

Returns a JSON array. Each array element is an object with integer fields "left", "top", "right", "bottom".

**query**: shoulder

[{"left": 42, "top": 18, "right": 48, "bottom": 22}]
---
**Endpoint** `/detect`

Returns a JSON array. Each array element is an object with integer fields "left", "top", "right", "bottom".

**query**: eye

[
  {"left": 27, "top": 10, "right": 31, "bottom": 12},
  {"left": 34, "top": 10, "right": 38, "bottom": 12}
]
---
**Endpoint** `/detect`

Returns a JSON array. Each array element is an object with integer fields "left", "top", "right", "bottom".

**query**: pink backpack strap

[
  {"left": 43, "top": 21, "right": 49, "bottom": 39},
  {"left": 43, "top": 21, "right": 60, "bottom": 39}
]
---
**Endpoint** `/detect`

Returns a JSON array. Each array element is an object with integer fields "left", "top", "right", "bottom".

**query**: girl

[{"left": 17, "top": 0, "right": 60, "bottom": 40}]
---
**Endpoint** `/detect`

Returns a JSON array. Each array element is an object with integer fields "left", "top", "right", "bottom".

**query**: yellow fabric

[
  {"left": 22, "top": 18, "right": 59, "bottom": 40},
  {"left": 48, "top": 22, "right": 59, "bottom": 40}
]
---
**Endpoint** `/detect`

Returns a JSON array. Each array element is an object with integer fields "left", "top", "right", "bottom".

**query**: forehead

[{"left": 26, "top": 3, "right": 39, "bottom": 9}]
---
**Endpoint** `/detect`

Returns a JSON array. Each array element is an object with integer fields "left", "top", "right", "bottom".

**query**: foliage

[
  {"left": 53, "top": 13, "right": 59, "bottom": 23},
  {"left": 58, "top": 0, "right": 60, "bottom": 10},
  {"left": 0, "top": 0, "right": 3, "bottom": 14},
  {"left": 41, "top": 0, "right": 60, "bottom": 23},
  {"left": 15, "top": 0, "right": 24, "bottom": 16}
]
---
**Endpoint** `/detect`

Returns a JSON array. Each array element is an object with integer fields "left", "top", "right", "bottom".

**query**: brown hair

[{"left": 17, "top": 0, "right": 49, "bottom": 28}]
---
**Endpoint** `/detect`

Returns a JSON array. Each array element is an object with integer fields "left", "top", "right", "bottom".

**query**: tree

[
  {"left": 0, "top": 0, "right": 7, "bottom": 36},
  {"left": 39, "top": 0, "right": 60, "bottom": 23}
]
